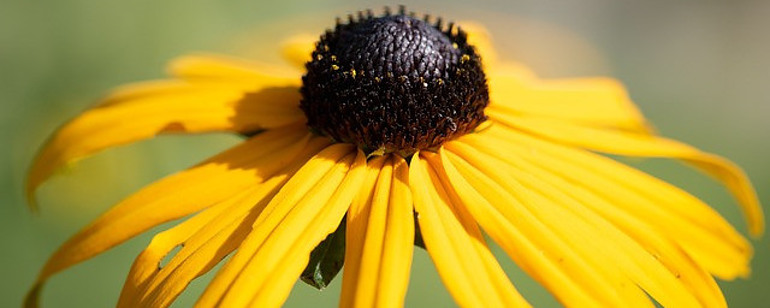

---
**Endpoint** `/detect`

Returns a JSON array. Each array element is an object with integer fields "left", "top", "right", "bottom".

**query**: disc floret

[{"left": 300, "top": 8, "right": 489, "bottom": 156}]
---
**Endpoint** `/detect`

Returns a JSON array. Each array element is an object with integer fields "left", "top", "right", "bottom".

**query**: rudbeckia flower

[{"left": 26, "top": 7, "right": 763, "bottom": 308}]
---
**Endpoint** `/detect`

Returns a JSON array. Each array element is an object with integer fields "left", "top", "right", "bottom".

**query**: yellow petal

[
  {"left": 97, "top": 79, "right": 199, "bottom": 107},
  {"left": 480, "top": 127, "right": 752, "bottom": 279},
  {"left": 168, "top": 53, "right": 299, "bottom": 85},
  {"left": 197, "top": 144, "right": 366, "bottom": 307},
  {"left": 458, "top": 134, "right": 727, "bottom": 306},
  {"left": 409, "top": 153, "right": 530, "bottom": 308},
  {"left": 340, "top": 155, "right": 414, "bottom": 308},
  {"left": 25, "top": 127, "right": 314, "bottom": 307},
  {"left": 118, "top": 136, "right": 331, "bottom": 308},
  {"left": 488, "top": 111, "right": 764, "bottom": 237},
  {"left": 431, "top": 150, "right": 637, "bottom": 307},
  {"left": 340, "top": 156, "right": 386, "bottom": 308},
  {"left": 446, "top": 141, "right": 718, "bottom": 307},
  {"left": 280, "top": 34, "right": 316, "bottom": 71},
  {"left": 101, "top": 81, "right": 306, "bottom": 129},
  {"left": 487, "top": 72, "right": 649, "bottom": 132},
  {"left": 119, "top": 188, "right": 255, "bottom": 307},
  {"left": 26, "top": 78, "right": 306, "bottom": 206}
]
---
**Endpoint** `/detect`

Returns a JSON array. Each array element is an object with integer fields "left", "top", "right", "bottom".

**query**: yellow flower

[{"left": 26, "top": 8, "right": 763, "bottom": 308}]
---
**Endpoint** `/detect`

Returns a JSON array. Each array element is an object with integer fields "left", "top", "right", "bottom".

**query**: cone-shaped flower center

[{"left": 300, "top": 11, "right": 489, "bottom": 156}]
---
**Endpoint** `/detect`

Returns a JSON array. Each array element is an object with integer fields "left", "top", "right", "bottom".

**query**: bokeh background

[{"left": 2, "top": 0, "right": 768, "bottom": 306}]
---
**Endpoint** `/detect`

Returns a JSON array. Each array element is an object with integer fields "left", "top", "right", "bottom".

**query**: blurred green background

[{"left": 2, "top": 0, "right": 768, "bottom": 307}]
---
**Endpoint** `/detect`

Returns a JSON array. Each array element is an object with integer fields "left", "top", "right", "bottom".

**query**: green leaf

[
  {"left": 301, "top": 217, "right": 347, "bottom": 290},
  {"left": 301, "top": 213, "right": 425, "bottom": 290}
]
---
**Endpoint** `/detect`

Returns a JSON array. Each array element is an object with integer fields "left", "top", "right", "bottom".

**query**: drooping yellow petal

[
  {"left": 487, "top": 73, "right": 649, "bottom": 132},
  {"left": 103, "top": 79, "right": 304, "bottom": 128},
  {"left": 117, "top": 189, "right": 239, "bottom": 304},
  {"left": 340, "top": 156, "right": 386, "bottom": 308},
  {"left": 197, "top": 144, "right": 366, "bottom": 308},
  {"left": 97, "top": 80, "right": 201, "bottom": 107},
  {"left": 26, "top": 79, "right": 306, "bottom": 206},
  {"left": 444, "top": 149, "right": 655, "bottom": 307},
  {"left": 458, "top": 134, "right": 727, "bottom": 306},
  {"left": 446, "top": 141, "right": 719, "bottom": 307},
  {"left": 340, "top": 155, "right": 414, "bottom": 308},
  {"left": 118, "top": 137, "right": 331, "bottom": 308},
  {"left": 168, "top": 53, "right": 299, "bottom": 86},
  {"left": 118, "top": 188, "right": 253, "bottom": 307},
  {"left": 409, "top": 153, "right": 530, "bottom": 308},
  {"left": 165, "top": 54, "right": 305, "bottom": 127},
  {"left": 480, "top": 126, "right": 753, "bottom": 279},
  {"left": 280, "top": 34, "right": 316, "bottom": 70},
  {"left": 488, "top": 111, "right": 764, "bottom": 237},
  {"left": 27, "top": 86, "right": 248, "bottom": 203},
  {"left": 430, "top": 150, "right": 655, "bottom": 307},
  {"left": 25, "top": 126, "right": 314, "bottom": 308}
]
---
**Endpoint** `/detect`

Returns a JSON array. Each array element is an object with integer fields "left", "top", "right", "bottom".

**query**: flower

[{"left": 26, "top": 7, "right": 763, "bottom": 308}]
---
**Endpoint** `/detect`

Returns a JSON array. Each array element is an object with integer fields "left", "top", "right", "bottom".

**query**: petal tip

[{"left": 749, "top": 222, "right": 764, "bottom": 238}]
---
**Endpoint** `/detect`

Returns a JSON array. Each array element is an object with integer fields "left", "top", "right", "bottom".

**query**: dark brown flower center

[{"left": 300, "top": 8, "right": 488, "bottom": 156}]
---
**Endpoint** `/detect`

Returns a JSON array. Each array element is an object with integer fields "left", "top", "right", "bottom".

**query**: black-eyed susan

[{"left": 26, "top": 7, "right": 764, "bottom": 308}]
